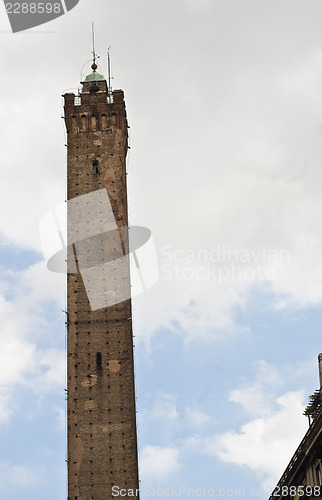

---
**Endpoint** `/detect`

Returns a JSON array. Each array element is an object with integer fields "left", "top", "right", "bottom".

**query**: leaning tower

[{"left": 63, "top": 59, "right": 139, "bottom": 500}]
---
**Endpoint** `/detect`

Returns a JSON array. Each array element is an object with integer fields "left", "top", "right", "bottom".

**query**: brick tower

[{"left": 63, "top": 60, "right": 139, "bottom": 500}]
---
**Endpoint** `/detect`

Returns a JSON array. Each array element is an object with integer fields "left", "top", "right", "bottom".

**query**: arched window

[
  {"left": 91, "top": 115, "right": 97, "bottom": 131},
  {"left": 92, "top": 160, "right": 99, "bottom": 174},
  {"left": 101, "top": 114, "right": 108, "bottom": 130},
  {"left": 81, "top": 114, "right": 87, "bottom": 131}
]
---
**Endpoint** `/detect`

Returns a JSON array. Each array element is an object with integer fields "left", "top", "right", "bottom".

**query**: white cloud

[
  {"left": 1, "top": 0, "right": 322, "bottom": 345},
  {"left": 53, "top": 405, "right": 66, "bottom": 432},
  {"left": 151, "top": 392, "right": 179, "bottom": 420},
  {"left": 181, "top": 0, "right": 212, "bottom": 14},
  {"left": 0, "top": 392, "right": 12, "bottom": 423},
  {"left": 26, "top": 348, "right": 66, "bottom": 396},
  {"left": 148, "top": 391, "right": 211, "bottom": 427},
  {"left": 205, "top": 361, "right": 309, "bottom": 488},
  {"left": 39, "top": 349, "right": 66, "bottom": 391},
  {"left": 185, "top": 407, "right": 211, "bottom": 425},
  {"left": 0, "top": 295, "right": 37, "bottom": 422},
  {"left": 229, "top": 360, "right": 283, "bottom": 418},
  {"left": 0, "top": 260, "right": 65, "bottom": 423},
  {"left": 19, "top": 261, "right": 65, "bottom": 308},
  {"left": 138, "top": 393, "right": 210, "bottom": 484},
  {"left": 208, "top": 391, "right": 307, "bottom": 488},
  {"left": 138, "top": 360, "right": 314, "bottom": 489},
  {"left": 131, "top": 44, "right": 322, "bottom": 341},
  {"left": 139, "top": 444, "right": 181, "bottom": 483},
  {"left": 0, "top": 462, "right": 39, "bottom": 486}
]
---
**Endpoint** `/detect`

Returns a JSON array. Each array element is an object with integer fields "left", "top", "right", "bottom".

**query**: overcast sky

[{"left": 0, "top": 1, "right": 322, "bottom": 498}]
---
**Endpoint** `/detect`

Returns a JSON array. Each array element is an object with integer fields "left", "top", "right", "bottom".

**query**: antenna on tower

[
  {"left": 107, "top": 46, "right": 114, "bottom": 101},
  {"left": 107, "top": 47, "right": 111, "bottom": 93},
  {"left": 92, "top": 22, "right": 96, "bottom": 66},
  {"left": 91, "top": 22, "right": 100, "bottom": 70}
]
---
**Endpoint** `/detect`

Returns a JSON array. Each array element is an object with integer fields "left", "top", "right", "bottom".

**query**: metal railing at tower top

[{"left": 268, "top": 393, "right": 322, "bottom": 500}]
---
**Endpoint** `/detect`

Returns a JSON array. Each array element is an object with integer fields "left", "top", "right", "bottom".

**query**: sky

[{"left": 0, "top": 0, "right": 322, "bottom": 498}]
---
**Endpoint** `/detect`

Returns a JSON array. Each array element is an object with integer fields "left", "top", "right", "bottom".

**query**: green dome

[{"left": 84, "top": 70, "right": 105, "bottom": 82}]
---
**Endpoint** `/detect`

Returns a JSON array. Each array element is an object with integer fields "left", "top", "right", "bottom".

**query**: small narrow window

[
  {"left": 92, "top": 161, "right": 99, "bottom": 174},
  {"left": 96, "top": 352, "right": 102, "bottom": 370}
]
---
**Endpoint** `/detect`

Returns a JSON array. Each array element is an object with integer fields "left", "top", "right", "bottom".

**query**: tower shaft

[{"left": 64, "top": 76, "right": 139, "bottom": 500}]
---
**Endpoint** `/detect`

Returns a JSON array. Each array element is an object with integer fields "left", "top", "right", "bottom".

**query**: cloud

[
  {"left": 0, "top": 462, "right": 39, "bottom": 486},
  {"left": 0, "top": 392, "right": 12, "bottom": 423},
  {"left": 0, "top": 258, "right": 65, "bottom": 423},
  {"left": 151, "top": 392, "right": 179, "bottom": 420},
  {"left": 38, "top": 349, "right": 66, "bottom": 392},
  {"left": 228, "top": 360, "right": 283, "bottom": 418},
  {"left": 138, "top": 360, "right": 314, "bottom": 489},
  {"left": 138, "top": 392, "right": 210, "bottom": 480},
  {"left": 1, "top": 0, "right": 322, "bottom": 345},
  {"left": 139, "top": 444, "right": 181, "bottom": 483},
  {"left": 181, "top": 0, "right": 212, "bottom": 13},
  {"left": 204, "top": 361, "right": 309, "bottom": 488},
  {"left": 185, "top": 407, "right": 211, "bottom": 426},
  {"left": 147, "top": 391, "right": 211, "bottom": 427},
  {"left": 0, "top": 294, "right": 37, "bottom": 422},
  {"left": 53, "top": 405, "right": 66, "bottom": 432},
  {"left": 208, "top": 391, "right": 307, "bottom": 488},
  {"left": 130, "top": 33, "right": 322, "bottom": 342}
]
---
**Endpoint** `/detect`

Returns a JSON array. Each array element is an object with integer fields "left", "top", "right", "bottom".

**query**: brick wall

[{"left": 64, "top": 84, "right": 139, "bottom": 500}]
